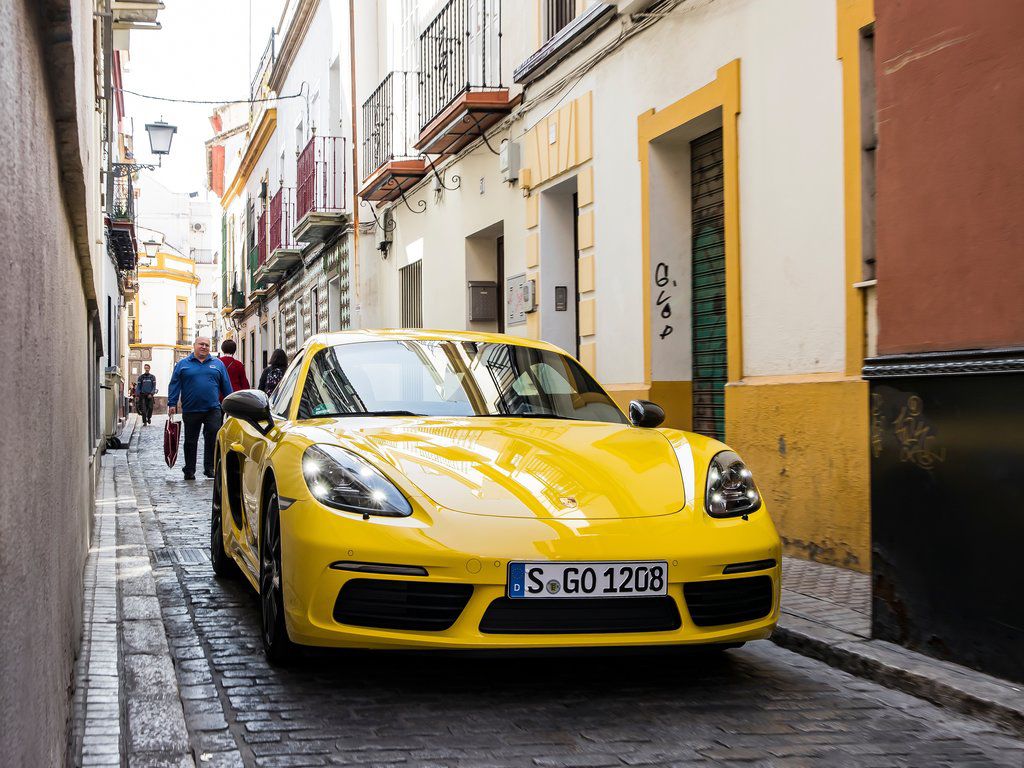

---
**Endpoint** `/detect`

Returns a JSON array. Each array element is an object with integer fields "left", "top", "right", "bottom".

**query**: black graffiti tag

[{"left": 654, "top": 262, "right": 678, "bottom": 340}]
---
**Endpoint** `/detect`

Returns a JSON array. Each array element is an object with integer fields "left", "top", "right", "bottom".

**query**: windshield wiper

[
  {"left": 319, "top": 410, "right": 425, "bottom": 418},
  {"left": 493, "top": 412, "right": 582, "bottom": 421}
]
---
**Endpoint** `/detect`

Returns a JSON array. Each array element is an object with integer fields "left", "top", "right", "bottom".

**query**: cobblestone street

[{"left": 92, "top": 419, "right": 1024, "bottom": 768}]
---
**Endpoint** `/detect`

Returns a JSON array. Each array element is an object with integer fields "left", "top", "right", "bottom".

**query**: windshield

[{"left": 297, "top": 340, "right": 627, "bottom": 424}]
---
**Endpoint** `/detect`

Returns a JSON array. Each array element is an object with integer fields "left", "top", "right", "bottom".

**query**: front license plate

[{"left": 507, "top": 561, "right": 668, "bottom": 599}]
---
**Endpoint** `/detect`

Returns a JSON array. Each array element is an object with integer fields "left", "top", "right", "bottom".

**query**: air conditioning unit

[{"left": 191, "top": 222, "right": 206, "bottom": 233}]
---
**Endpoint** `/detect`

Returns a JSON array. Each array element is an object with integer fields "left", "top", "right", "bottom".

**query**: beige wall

[{"left": 0, "top": 0, "right": 95, "bottom": 763}]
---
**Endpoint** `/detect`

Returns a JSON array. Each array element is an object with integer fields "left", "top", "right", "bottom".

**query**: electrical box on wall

[
  {"left": 499, "top": 139, "right": 520, "bottom": 183},
  {"left": 506, "top": 274, "right": 536, "bottom": 326},
  {"left": 468, "top": 281, "right": 498, "bottom": 322}
]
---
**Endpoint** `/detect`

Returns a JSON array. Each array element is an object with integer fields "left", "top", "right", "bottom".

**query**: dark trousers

[
  {"left": 182, "top": 408, "right": 222, "bottom": 476},
  {"left": 138, "top": 395, "right": 154, "bottom": 423}
]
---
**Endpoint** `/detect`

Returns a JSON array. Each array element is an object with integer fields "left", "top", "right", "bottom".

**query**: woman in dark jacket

[{"left": 258, "top": 349, "right": 289, "bottom": 395}]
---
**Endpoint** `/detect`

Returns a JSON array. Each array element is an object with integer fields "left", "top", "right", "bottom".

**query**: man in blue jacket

[{"left": 168, "top": 337, "right": 233, "bottom": 480}]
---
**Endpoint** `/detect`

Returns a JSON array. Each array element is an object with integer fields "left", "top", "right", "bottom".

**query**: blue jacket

[{"left": 167, "top": 354, "right": 233, "bottom": 413}]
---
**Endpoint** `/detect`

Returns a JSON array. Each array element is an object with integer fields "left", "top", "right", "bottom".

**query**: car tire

[
  {"left": 260, "top": 484, "right": 298, "bottom": 665},
  {"left": 210, "top": 454, "right": 237, "bottom": 578}
]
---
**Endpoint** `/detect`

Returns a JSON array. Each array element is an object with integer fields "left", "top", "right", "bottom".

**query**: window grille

[{"left": 400, "top": 261, "right": 423, "bottom": 328}]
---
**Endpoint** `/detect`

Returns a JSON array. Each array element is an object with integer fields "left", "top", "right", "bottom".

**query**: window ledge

[{"left": 513, "top": 2, "right": 617, "bottom": 86}]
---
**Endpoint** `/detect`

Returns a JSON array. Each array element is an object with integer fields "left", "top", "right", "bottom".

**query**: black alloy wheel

[
  {"left": 260, "top": 485, "right": 297, "bottom": 664},
  {"left": 210, "top": 454, "right": 236, "bottom": 578}
]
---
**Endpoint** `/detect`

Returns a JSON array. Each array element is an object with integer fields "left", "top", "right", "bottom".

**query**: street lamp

[
  {"left": 141, "top": 238, "right": 161, "bottom": 266},
  {"left": 144, "top": 119, "right": 177, "bottom": 165}
]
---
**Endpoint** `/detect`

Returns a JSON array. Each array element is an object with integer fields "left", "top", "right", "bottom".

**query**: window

[
  {"left": 295, "top": 299, "right": 306, "bottom": 347},
  {"left": 295, "top": 117, "right": 305, "bottom": 152},
  {"left": 197, "top": 292, "right": 214, "bottom": 308},
  {"left": 296, "top": 339, "right": 626, "bottom": 423},
  {"left": 400, "top": 261, "right": 422, "bottom": 328},
  {"left": 544, "top": 0, "right": 576, "bottom": 41},
  {"left": 176, "top": 297, "right": 188, "bottom": 345},
  {"left": 269, "top": 354, "right": 304, "bottom": 418},
  {"left": 310, "top": 287, "right": 320, "bottom": 334},
  {"left": 127, "top": 301, "right": 139, "bottom": 344}
]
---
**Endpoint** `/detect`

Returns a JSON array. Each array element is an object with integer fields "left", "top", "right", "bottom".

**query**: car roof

[{"left": 305, "top": 329, "right": 568, "bottom": 355}]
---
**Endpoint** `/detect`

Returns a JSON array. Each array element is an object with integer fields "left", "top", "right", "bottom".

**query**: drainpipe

[{"left": 348, "top": 0, "right": 361, "bottom": 328}]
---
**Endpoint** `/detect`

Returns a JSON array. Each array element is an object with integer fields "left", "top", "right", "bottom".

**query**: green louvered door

[{"left": 690, "top": 129, "right": 726, "bottom": 441}]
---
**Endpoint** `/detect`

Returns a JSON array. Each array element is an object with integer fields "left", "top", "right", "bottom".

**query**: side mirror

[
  {"left": 223, "top": 389, "right": 273, "bottom": 435},
  {"left": 628, "top": 399, "right": 665, "bottom": 429}
]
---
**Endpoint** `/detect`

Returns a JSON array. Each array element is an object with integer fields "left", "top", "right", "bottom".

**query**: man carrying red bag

[{"left": 167, "top": 337, "right": 233, "bottom": 480}]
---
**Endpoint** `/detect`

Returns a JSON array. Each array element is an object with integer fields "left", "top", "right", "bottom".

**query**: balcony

[
  {"left": 230, "top": 284, "right": 246, "bottom": 320},
  {"left": 359, "top": 71, "right": 428, "bottom": 203},
  {"left": 415, "top": 0, "right": 510, "bottom": 155},
  {"left": 106, "top": 172, "right": 138, "bottom": 270},
  {"left": 258, "top": 186, "right": 301, "bottom": 283},
  {"left": 293, "top": 135, "right": 350, "bottom": 245}
]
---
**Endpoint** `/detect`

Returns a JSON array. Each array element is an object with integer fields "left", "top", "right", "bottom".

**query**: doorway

[{"left": 538, "top": 176, "right": 579, "bottom": 355}]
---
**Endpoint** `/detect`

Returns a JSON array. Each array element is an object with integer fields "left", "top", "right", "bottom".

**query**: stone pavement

[
  {"left": 775, "top": 557, "right": 1024, "bottom": 735},
  {"left": 68, "top": 416, "right": 1024, "bottom": 767}
]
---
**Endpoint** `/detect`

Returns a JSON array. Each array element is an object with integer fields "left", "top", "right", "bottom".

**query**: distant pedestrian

[
  {"left": 258, "top": 349, "right": 289, "bottom": 396},
  {"left": 218, "top": 338, "right": 250, "bottom": 394},
  {"left": 135, "top": 364, "right": 158, "bottom": 425},
  {"left": 167, "top": 337, "right": 232, "bottom": 480}
]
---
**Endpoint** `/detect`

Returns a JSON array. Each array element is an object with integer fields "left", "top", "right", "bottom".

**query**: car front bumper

[{"left": 279, "top": 497, "right": 781, "bottom": 650}]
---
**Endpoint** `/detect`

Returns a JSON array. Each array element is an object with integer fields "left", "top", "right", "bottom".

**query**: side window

[{"left": 269, "top": 357, "right": 303, "bottom": 418}]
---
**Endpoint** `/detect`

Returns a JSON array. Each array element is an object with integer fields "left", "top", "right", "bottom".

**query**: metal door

[{"left": 690, "top": 129, "right": 726, "bottom": 440}]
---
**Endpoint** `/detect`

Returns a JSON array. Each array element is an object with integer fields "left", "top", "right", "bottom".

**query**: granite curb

[
  {"left": 118, "top": 425, "right": 196, "bottom": 767},
  {"left": 771, "top": 606, "right": 1024, "bottom": 738}
]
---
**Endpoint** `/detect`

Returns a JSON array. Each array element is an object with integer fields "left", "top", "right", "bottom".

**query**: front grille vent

[
  {"left": 683, "top": 576, "right": 773, "bottom": 627},
  {"left": 333, "top": 579, "right": 472, "bottom": 631},
  {"left": 479, "top": 596, "right": 682, "bottom": 634}
]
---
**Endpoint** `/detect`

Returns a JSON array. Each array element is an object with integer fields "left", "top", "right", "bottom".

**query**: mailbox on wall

[{"left": 468, "top": 281, "right": 498, "bottom": 322}]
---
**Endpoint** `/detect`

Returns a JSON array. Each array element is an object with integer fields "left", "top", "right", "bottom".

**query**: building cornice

[
  {"left": 863, "top": 347, "right": 1024, "bottom": 378},
  {"left": 138, "top": 267, "right": 201, "bottom": 285},
  {"left": 221, "top": 108, "right": 278, "bottom": 209}
]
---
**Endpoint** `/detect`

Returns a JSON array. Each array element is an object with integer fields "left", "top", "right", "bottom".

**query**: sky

[{"left": 122, "top": 0, "right": 282, "bottom": 197}]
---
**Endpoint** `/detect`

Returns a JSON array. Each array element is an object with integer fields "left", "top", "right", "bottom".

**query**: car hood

[{"left": 315, "top": 416, "right": 686, "bottom": 520}]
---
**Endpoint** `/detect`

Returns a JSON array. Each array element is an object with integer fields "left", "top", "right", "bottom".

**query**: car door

[{"left": 227, "top": 354, "right": 305, "bottom": 574}]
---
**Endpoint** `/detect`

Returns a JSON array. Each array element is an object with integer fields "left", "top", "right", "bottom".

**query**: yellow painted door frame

[{"left": 637, "top": 59, "right": 742, "bottom": 386}]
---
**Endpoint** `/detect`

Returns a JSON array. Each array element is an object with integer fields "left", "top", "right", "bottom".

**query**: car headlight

[
  {"left": 302, "top": 445, "right": 412, "bottom": 517},
  {"left": 705, "top": 450, "right": 762, "bottom": 518}
]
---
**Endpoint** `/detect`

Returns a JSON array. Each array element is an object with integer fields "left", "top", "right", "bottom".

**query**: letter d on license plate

[{"left": 507, "top": 561, "right": 668, "bottom": 599}]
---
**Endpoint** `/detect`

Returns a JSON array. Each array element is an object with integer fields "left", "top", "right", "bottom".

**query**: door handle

[{"left": 229, "top": 442, "right": 245, "bottom": 453}]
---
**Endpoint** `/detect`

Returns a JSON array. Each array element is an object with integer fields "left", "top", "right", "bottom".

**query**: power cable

[{"left": 115, "top": 87, "right": 305, "bottom": 105}]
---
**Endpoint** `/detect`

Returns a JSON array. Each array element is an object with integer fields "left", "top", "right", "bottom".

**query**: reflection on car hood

[{"left": 318, "top": 416, "right": 686, "bottom": 520}]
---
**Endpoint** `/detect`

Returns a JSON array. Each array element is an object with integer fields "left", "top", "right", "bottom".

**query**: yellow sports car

[{"left": 213, "top": 330, "right": 780, "bottom": 663}]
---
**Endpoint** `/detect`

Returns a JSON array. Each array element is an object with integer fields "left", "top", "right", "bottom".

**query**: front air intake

[
  {"left": 479, "top": 596, "right": 682, "bottom": 634},
  {"left": 683, "top": 576, "right": 774, "bottom": 627},
  {"left": 333, "top": 579, "right": 472, "bottom": 631}
]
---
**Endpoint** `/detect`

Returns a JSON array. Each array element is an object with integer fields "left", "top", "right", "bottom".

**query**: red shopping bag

[{"left": 164, "top": 418, "right": 181, "bottom": 468}]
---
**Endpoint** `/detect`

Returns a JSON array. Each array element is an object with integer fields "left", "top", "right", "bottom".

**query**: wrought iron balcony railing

[
  {"left": 362, "top": 71, "right": 420, "bottom": 179},
  {"left": 111, "top": 173, "right": 135, "bottom": 221},
  {"left": 419, "top": 0, "right": 503, "bottom": 132},
  {"left": 296, "top": 135, "right": 348, "bottom": 223},
  {"left": 269, "top": 187, "right": 297, "bottom": 252},
  {"left": 257, "top": 208, "right": 267, "bottom": 268},
  {"left": 250, "top": 31, "right": 275, "bottom": 125}
]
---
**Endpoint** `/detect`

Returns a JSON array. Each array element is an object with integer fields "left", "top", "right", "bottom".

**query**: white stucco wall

[
  {"left": 373, "top": 0, "right": 846, "bottom": 385},
  {"left": 585, "top": 0, "right": 845, "bottom": 380}
]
